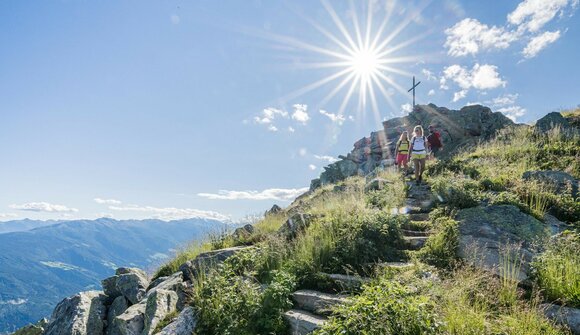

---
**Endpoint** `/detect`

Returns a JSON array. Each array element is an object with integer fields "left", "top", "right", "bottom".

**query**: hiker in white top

[{"left": 408, "top": 125, "right": 430, "bottom": 185}]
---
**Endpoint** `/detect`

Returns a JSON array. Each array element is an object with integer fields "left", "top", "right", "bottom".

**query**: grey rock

[
  {"left": 278, "top": 213, "right": 314, "bottom": 239},
  {"left": 319, "top": 273, "right": 370, "bottom": 291},
  {"left": 106, "top": 296, "right": 129, "bottom": 335},
  {"left": 44, "top": 291, "right": 107, "bottom": 335},
  {"left": 179, "top": 246, "right": 252, "bottom": 281},
  {"left": 291, "top": 290, "right": 348, "bottom": 316},
  {"left": 284, "top": 309, "right": 327, "bottom": 335},
  {"left": 535, "top": 112, "right": 571, "bottom": 133},
  {"left": 116, "top": 271, "right": 149, "bottom": 305},
  {"left": 142, "top": 289, "right": 178, "bottom": 335},
  {"left": 156, "top": 307, "right": 196, "bottom": 335},
  {"left": 11, "top": 318, "right": 48, "bottom": 335},
  {"left": 147, "top": 272, "right": 183, "bottom": 295},
  {"left": 523, "top": 170, "right": 578, "bottom": 199},
  {"left": 146, "top": 276, "right": 168, "bottom": 292},
  {"left": 456, "top": 205, "right": 550, "bottom": 283},
  {"left": 233, "top": 224, "right": 255, "bottom": 239},
  {"left": 109, "top": 301, "right": 146, "bottom": 335},
  {"left": 102, "top": 276, "right": 122, "bottom": 301},
  {"left": 403, "top": 236, "right": 428, "bottom": 250},
  {"left": 116, "top": 268, "right": 147, "bottom": 277},
  {"left": 175, "top": 281, "right": 193, "bottom": 311},
  {"left": 541, "top": 304, "right": 580, "bottom": 335},
  {"left": 265, "top": 204, "right": 282, "bottom": 216}
]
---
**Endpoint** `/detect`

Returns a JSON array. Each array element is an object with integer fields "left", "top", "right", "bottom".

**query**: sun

[{"left": 253, "top": 0, "right": 429, "bottom": 123}]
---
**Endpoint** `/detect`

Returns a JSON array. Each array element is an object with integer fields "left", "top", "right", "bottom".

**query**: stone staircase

[{"left": 284, "top": 181, "right": 435, "bottom": 334}]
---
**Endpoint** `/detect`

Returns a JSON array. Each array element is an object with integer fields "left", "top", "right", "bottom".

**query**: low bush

[
  {"left": 532, "top": 232, "right": 580, "bottom": 307},
  {"left": 418, "top": 217, "right": 459, "bottom": 269},
  {"left": 431, "top": 174, "right": 480, "bottom": 209}
]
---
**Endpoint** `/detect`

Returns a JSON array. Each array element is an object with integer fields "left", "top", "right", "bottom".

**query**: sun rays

[{"left": 265, "top": 0, "right": 431, "bottom": 124}]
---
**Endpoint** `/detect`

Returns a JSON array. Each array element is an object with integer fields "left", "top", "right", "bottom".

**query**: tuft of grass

[
  {"left": 417, "top": 217, "right": 459, "bottom": 269},
  {"left": 533, "top": 232, "right": 580, "bottom": 307},
  {"left": 153, "top": 242, "right": 212, "bottom": 280}
]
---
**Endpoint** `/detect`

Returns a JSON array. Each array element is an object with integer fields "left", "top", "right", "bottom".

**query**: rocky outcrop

[
  {"left": 278, "top": 213, "right": 315, "bottom": 239},
  {"left": 310, "top": 104, "right": 514, "bottom": 190},
  {"left": 523, "top": 170, "right": 579, "bottom": 199},
  {"left": 109, "top": 301, "right": 146, "bottom": 335},
  {"left": 541, "top": 304, "right": 580, "bottom": 335},
  {"left": 179, "top": 246, "right": 251, "bottom": 281},
  {"left": 44, "top": 291, "right": 107, "bottom": 335},
  {"left": 142, "top": 289, "right": 178, "bottom": 335},
  {"left": 156, "top": 307, "right": 197, "bottom": 335},
  {"left": 455, "top": 205, "right": 550, "bottom": 283},
  {"left": 535, "top": 112, "right": 571, "bottom": 132},
  {"left": 103, "top": 268, "right": 149, "bottom": 305}
]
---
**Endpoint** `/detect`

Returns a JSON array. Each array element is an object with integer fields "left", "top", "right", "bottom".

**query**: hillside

[
  {"left": 12, "top": 106, "right": 580, "bottom": 335},
  {"left": 0, "top": 218, "right": 229, "bottom": 334}
]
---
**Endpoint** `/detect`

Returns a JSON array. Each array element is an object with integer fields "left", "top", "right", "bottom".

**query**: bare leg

[
  {"left": 413, "top": 158, "right": 420, "bottom": 181},
  {"left": 418, "top": 158, "right": 426, "bottom": 181}
]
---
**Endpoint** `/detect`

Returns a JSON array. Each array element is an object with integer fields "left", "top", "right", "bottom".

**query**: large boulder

[
  {"left": 106, "top": 296, "right": 129, "bottom": 335},
  {"left": 278, "top": 213, "right": 315, "bottom": 239},
  {"left": 108, "top": 301, "right": 146, "bottom": 335},
  {"left": 102, "top": 268, "right": 149, "bottom": 305},
  {"left": 44, "top": 291, "right": 107, "bottom": 335},
  {"left": 179, "top": 246, "right": 251, "bottom": 281},
  {"left": 142, "top": 289, "right": 178, "bottom": 335},
  {"left": 541, "top": 304, "right": 580, "bottom": 335},
  {"left": 455, "top": 205, "right": 550, "bottom": 283},
  {"left": 147, "top": 271, "right": 183, "bottom": 294},
  {"left": 523, "top": 170, "right": 579, "bottom": 199},
  {"left": 232, "top": 224, "right": 255, "bottom": 239},
  {"left": 156, "top": 307, "right": 197, "bottom": 335},
  {"left": 535, "top": 112, "right": 571, "bottom": 133}
]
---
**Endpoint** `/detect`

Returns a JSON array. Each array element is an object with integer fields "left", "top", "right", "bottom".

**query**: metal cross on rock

[{"left": 407, "top": 76, "right": 421, "bottom": 107}]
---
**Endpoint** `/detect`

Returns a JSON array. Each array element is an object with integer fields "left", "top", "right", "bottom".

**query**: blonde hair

[
  {"left": 398, "top": 131, "right": 409, "bottom": 142},
  {"left": 413, "top": 125, "right": 424, "bottom": 137}
]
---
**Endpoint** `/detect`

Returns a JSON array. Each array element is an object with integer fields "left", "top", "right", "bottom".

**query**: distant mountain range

[{"left": 0, "top": 217, "right": 230, "bottom": 333}]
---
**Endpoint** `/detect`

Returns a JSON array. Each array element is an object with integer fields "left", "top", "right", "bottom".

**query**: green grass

[{"left": 417, "top": 217, "right": 459, "bottom": 268}]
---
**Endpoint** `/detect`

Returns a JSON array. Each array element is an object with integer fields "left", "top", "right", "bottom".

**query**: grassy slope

[{"left": 154, "top": 118, "right": 579, "bottom": 334}]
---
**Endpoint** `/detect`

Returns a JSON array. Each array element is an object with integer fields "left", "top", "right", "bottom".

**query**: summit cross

[{"left": 407, "top": 76, "right": 421, "bottom": 107}]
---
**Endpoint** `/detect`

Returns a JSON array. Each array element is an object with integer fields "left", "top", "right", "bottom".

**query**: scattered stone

[
  {"left": 278, "top": 213, "right": 314, "bottom": 239},
  {"left": 11, "top": 318, "right": 48, "bottom": 335},
  {"left": 319, "top": 273, "right": 370, "bottom": 291},
  {"left": 456, "top": 205, "right": 550, "bottom": 283},
  {"left": 142, "top": 289, "right": 178, "bottom": 335},
  {"left": 109, "top": 301, "right": 146, "bottom": 335},
  {"left": 44, "top": 291, "right": 107, "bottom": 335},
  {"left": 403, "top": 236, "right": 428, "bottom": 250},
  {"left": 291, "top": 290, "right": 348, "bottom": 316},
  {"left": 284, "top": 309, "right": 327, "bottom": 335},
  {"left": 179, "top": 246, "right": 252, "bottom": 281},
  {"left": 523, "top": 170, "right": 578, "bottom": 199},
  {"left": 105, "top": 296, "right": 129, "bottom": 335},
  {"left": 265, "top": 204, "right": 282, "bottom": 216},
  {"left": 541, "top": 304, "right": 580, "bottom": 335},
  {"left": 233, "top": 224, "right": 255, "bottom": 239},
  {"left": 156, "top": 307, "right": 197, "bottom": 335}
]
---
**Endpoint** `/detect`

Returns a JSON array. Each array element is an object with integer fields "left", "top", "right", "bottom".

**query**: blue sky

[{"left": 1, "top": 0, "right": 579, "bottom": 222}]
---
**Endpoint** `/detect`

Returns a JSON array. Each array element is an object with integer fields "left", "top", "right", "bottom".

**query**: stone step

[
  {"left": 401, "top": 229, "right": 431, "bottom": 237},
  {"left": 318, "top": 273, "right": 370, "bottom": 290},
  {"left": 377, "top": 262, "right": 415, "bottom": 269},
  {"left": 291, "top": 290, "right": 348, "bottom": 315},
  {"left": 402, "top": 236, "right": 428, "bottom": 250},
  {"left": 284, "top": 309, "right": 327, "bottom": 335},
  {"left": 408, "top": 213, "right": 430, "bottom": 222},
  {"left": 405, "top": 206, "right": 431, "bottom": 214}
]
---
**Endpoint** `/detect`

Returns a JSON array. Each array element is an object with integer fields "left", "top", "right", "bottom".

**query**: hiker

[
  {"left": 408, "top": 125, "right": 430, "bottom": 184},
  {"left": 427, "top": 125, "right": 443, "bottom": 158},
  {"left": 395, "top": 131, "right": 410, "bottom": 173}
]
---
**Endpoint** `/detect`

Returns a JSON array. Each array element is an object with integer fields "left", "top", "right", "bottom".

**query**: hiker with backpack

[
  {"left": 427, "top": 125, "right": 443, "bottom": 159},
  {"left": 395, "top": 131, "right": 410, "bottom": 173},
  {"left": 408, "top": 125, "right": 430, "bottom": 184}
]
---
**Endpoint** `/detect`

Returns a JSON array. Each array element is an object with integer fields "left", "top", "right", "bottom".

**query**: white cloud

[
  {"left": 453, "top": 90, "right": 468, "bottom": 102},
  {"left": 253, "top": 116, "right": 271, "bottom": 124},
  {"left": 308, "top": 164, "right": 317, "bottom": 171},
  {"left": 508, "top": 0, "right": 575, "bottom": 32},
  {"left": 319, "top": 110, "right": 345, "bottom": 125},
  {"left": 253, "top": 107, "right": 288, "bottom": 128},
  {"left": 0, "top": 298, "right": 27, "bottom": 306},
  {"left": 348, "top": 115, "right": 355, "bottom": 121},
  {"left": 497, "top": 106, "right": 527, "bottom": 121},
  {"left": 197, "top": 187, "right": 309, "bottom": 201},
  {"left": 445, "top": 18, "right": 517, "bottom": 56},
  {"left": 314, "top": 155, "right": 338, "bottom": 163},
  {"left": 9, "top": 202, "right": 78, "bottom": 213},
  {"left": 94, "top": 198, "right": 122, "bottom": 205},
  {"left": 108, "top": 204, "right": 230, "bottom": 221},
  {"left": 263, "top": 107, "right": 288, "bottom": 119},
  {"left": 443, "top": 64, "right": 506, "bottom": 94},
  {"left": 401, "top": 103, "right": 413, "bottom": 113},
  {"left": 0, "top": 213, "right": 17, "bottom": 219},
  {"left": 491, "top": 93, "right": 519, "bottom": 106},
  {"left": 298, "top": 148, "right": 307, "bottom": 156},
  {"left": 288, "top": 126, "right": 295, "bottom": 133},
  {"left": 268, "top": 125, "right": 278, "bottom": 132},
  {"left": 422, "top": 69, "right": 437, "bottom": 81},
  {"left": 428, "top": 89, "right": 436, "bottom": 96},
  {"left": 170, "top": 14, "right": 180, "bottom": 25},
  {"left": 522, "top": 30, "right": 561, "bottom": 58},
  {"left": 292, "top": 104, "right": 310, "bottom": 124}
]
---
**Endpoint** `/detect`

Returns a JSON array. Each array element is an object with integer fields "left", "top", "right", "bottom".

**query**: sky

[{"left": 1, "top": 0, "right": 579, "bottom": 222}]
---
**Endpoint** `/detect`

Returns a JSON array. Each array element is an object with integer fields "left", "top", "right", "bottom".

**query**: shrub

[
  {"left": 431, "top": 174, "right": 480, "bottom": 209},
  {"left": 418, "top": 217, "right": 459, "bottom": 268},
  {"left": 315, "top": 275, "right": 441, "bottom": 335},
  {"left": 532, "top": 232, "right": 580, "bottom": 307}
]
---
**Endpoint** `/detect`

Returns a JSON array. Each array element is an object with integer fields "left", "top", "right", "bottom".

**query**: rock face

[
  {"left": 523, "top": 170, "right": 579, "bottom": 199},
  {"left": 142, "top": 289, "right": 178, "bottom": 335},
  {"left": 541, "top": 304, "right": 580, "bottom": 335},
  {"left": 535, "top": 112, "right": 571, "bottom": 132},
  {"left": 455, "top": 205, "right": 550, "bottom": 282},
  {"left": 44, "top": 291, "right": 107, "bottom": 335},
  {"left": 179, "top": 246, "right": 251, "bottom": 281},
  {"left": 102, "top": 268, "right": 150, "bottom": 305},
  {"left": 310, "top": 104, "right": 514, "bottom": 190},
  {"left": 109, "top": 301, "right": 146, "bottom": 335},
  {"left": 156, "top": 307, "right": 197, "bottom": 335}
]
